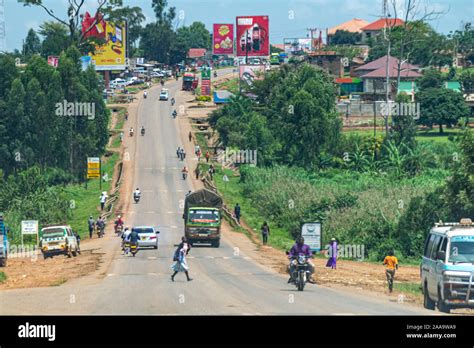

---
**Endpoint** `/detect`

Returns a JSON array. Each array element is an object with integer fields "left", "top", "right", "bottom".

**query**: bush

[{"left": 196, "top": 95, "right": 211, "bottom": 102}]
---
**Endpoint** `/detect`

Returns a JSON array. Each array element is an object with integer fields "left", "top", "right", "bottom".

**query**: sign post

[
  {"left": 21, "top": 220, "right": 39, "bottom": 248},
  {"left": 87, "top": 157, "right": 101, "bottom": 190},
  {"left": 223, "top": 174, "right": 229, "bottom": 192},
  {"left": 301, "top": 222, "right": 322, "bottom": 252}
]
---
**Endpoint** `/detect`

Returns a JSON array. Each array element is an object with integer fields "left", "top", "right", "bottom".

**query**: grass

[
  {"left": 393, "top": 282, "right": 422, "bottom": 297},
  {"left": 215, "top": 78, "right": 239, "bottom": 94},
  {"left": 0, "top": 272, "right": 6, "bottom": 283},
  {"left": 50, "top": 278, "right": 67, "bottom": 287},
  {"left": 110, "top": 134, "right": 122, "bottom": 149},
  {"left": 344, "top": 127, "right": 465, "bottom": 144},
  {"left": 114, "top": 109, "right": 126, "bottom": 130},
  {"left": 62, "top": 152, "right": 119, "bottom": 239}
]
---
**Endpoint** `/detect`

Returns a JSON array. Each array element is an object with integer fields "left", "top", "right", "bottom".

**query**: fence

[
  {"left": 337, "top": 101, "right": 385, "bottom": 118},
  {"left": 102, "top": 161, "right": 124, "bottom": 222}
]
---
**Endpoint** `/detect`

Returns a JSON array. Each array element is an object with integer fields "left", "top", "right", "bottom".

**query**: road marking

[
  {"left": 148, "top": 273, "right": 158, "bottom": 276},
  {"left": 204, "top": 256, "right": 214, "bottom": 259},
  {"left": 147, "top": 257, "right": 157, "bottom": 260},
  {"left": 145, "top": 211, "right": 156, "bottom": 214},
  {"left": 107, "top": 273, "right": 115, "bottom": 277},
  {"left": 243, "top": 256, "right": 251, "bottom": 260},
  {"left": 223, "top": 256, "right": 230, "bottom": 259},
  {"left": 170, "top": 226, "right": 178, "bottom": 229}
]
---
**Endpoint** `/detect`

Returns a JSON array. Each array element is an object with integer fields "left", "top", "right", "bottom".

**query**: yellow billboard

[{"left": 89, "top": 21, "right": 127, "bottom": 71}]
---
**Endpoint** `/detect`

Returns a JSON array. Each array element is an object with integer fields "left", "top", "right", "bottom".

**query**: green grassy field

[
  {"left": 215, "top": 78, "right": 239, "bottom": 94},
  {"left": 0, "top": 272, "right": 6, "bottom": 283}
]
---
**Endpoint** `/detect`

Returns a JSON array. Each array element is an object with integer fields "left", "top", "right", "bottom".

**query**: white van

[{"left": 421, "top": 218, "right": 474, "bottom": 313}]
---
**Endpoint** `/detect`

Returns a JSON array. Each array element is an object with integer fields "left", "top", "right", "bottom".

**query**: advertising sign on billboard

[
  {"left": 301, "top": 222, "right": 322, "bottom": 252},
  {"left": 284, "top": 38, "right": 312, "bottom": 54},
  {"left": 213, "top": 24, "right": 234, "bottom": 55},
  {"left": 47, "top": 56, "right": 59, "bottom": 68},
  {"left": 87, "top": 157, "right": 101, "bottom": 179},
  {"left": 239, "top": 65, "right": 265, "bottom": 86},
  {"left": 82, "top": 12, "right": 127, "bottom": 71},
  {"left": 236, "top": 16, "right": 269, "bottom": 57}
]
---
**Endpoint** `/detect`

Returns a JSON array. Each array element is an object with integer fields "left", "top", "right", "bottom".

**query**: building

[
  {"left": 360, "top": 18, "right": 404, "bottom": 43},
  {"left": 306, "top": 51, "right": 344, "bottom": 78},
  {"left": 327, "top": 18, "right": 369, "bottom": 44},
  {"left": 354, "top": 55, "right": 422, "bottom": 97}
]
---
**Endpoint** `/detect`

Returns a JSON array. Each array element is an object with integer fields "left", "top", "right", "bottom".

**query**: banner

[
  {"left": 47, "top": 56, "right": 59, "bottom": 68},
  {"left": 236, "top": 16, "right": 269, "bottom": 57},
  {"left": 239, "top": 65, "right": 265, "bottom": 86},
  {"left": 213, "top": 24, "right": 234, "bottom": 55},
  {"left": 82, "top": 12, "right": 127, "bottom": 71}
]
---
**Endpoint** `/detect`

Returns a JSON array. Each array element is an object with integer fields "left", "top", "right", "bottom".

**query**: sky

[{"left": 3, "top": 0, "right": 473, "bottom": 51}]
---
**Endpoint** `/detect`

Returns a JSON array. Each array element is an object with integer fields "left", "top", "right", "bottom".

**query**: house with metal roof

[{"left": 360, "top": 18, "right": 405, "bottom": 43}]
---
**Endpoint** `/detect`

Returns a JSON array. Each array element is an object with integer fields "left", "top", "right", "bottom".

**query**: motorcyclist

[
  {"left": 121, "top": 227, "right": 131, "bottom": 254},
  {"left": 213, "top": 70, "right": 217, "bottom": 77},
  {"left": 128, "top": 228, "right": 141, "bottom": 251},
  {"left": 172, "top": 109, "right": 177, "bottom": 118},
  {"left": 133, "top": 188, "right": 141, "bottom": 201},
  {"left": 114, "top": 215, "right": 124, "bottom": 233},
  {"left": 129, "top": 127, "right": 134, "bottom": 136},
  {"left": 182, "top": 166, "right": 189, "bottom": 180},
  {"left": 144, "top": 90, "right": 148, "bottom": 98},
  {"left": 288, "top": 236, "right": 315, "bottom": 284},
  {"left": 141, "top": 126, "right": 145, "bottom": 135},
  {"left": 160, "top": 78, "right": 164, "bottom": 86},
  {"left": 171, "top": 97, "right": 175, "bottom": 105}
]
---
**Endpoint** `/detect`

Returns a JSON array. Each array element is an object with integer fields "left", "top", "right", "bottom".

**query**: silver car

[{"left": 132, "top": 226, "right": 159, "bottom": 249}]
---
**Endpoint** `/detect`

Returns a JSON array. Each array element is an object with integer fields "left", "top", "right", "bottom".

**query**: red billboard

[
  {"left": 236, "top": 16, "right": 269, "bottom": 57},
  {"left": 213, "top": 24, "right": 234, "bottom": 55}
]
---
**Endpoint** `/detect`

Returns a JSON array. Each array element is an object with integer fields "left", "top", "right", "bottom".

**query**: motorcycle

[
  {"left": 213, "top": 71, "right": 217, "bottom": 78},
  {"left": 129, "top": 130, "right": 134, "bottom": 137},
  {"left": 141, "top": 128, "right": 145, "bottom": 136},
  {"left": 171, "top": 98, "right": 175, "bottom": 106},
  {"left": 144, "top": 92, "right": 147, "bottom": 99},
  {"left": 123, "top": 241, "right": 130, "bottom": 255},
  {"left": 115, "top": 223, "right": 123, "bottom": 236},
  {"left": 97, "top": 226, "right": 105, "bottom": 238},
  {"left": 182, "top": 171, "right": 188, "bottom": 180},
  {"left": 288, "top": 253, "right": 312, "bottom": 291},
  {"left": 172, "top": 110, "right": 177, "bottom": 118},
  {"left": 130, "top": 242, "right": 138, "bottom": 257},
  {"left": 134, "top": 194, "right": 140, "bottom": 203}
]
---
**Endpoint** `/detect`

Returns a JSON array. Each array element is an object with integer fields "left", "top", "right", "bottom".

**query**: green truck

[{"left": 183, "top": 189, "right": 223, "bottom": 247}]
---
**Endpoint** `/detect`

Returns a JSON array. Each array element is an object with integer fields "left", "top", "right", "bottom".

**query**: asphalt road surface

[{"left": 0, "top": 70, "right": 434, "bottom": 315}]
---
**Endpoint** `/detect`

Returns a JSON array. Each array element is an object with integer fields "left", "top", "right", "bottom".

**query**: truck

[
  {"left": 183, "top": 189, "right": 223, "bottom": 247},
  {"left": 182, "top": 72, "right": 197, "bottom": 91},
  {"left": 0, "top": 214, "right": 8, "bottom": 267}
]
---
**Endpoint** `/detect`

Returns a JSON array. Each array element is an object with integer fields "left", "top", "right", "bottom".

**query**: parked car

[
  {"left": 40, "top": 225, "right": 79, "bottom": 259},
  {"left": 151, "top": 71, "right": 165, "bottom": 78},
  {"left": 132, "top": 226, "right": 159, "bottom": 249},
  {"left": 159, "top": 89, "right": 169, "bottom": 101},
  {"left": 421, "top": 218, "right": 474, "bottom": 313},
  {"left": 0, "top": 214, "right": 8, "bottom": 267}
]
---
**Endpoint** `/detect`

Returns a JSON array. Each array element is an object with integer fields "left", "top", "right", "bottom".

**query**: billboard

[
  {"left": 82, "top": 12, "right": 127, "bottom": 71},
  {"left": 284, "top": 38, "right": 312, "bottom": 54},
  {"left": 236, "top": 16, "right": 269, "bottom": 57},
  {"left": 47, "top": 56, "right": 59, "bottom": 68},
  {"left": 213, "top": 24, "right": 234, "bottom": 55},
  {"left": 239, "top": 65, "right": 265, "bottom": 86},
  {"left": 301, "top": 222, "right": 322, "bottom": 252}
]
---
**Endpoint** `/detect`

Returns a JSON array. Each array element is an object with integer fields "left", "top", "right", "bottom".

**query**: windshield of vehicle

[
  {"left": 449, "top": 236, "right": 474, "bottom": 263},
  {"left": 132, "top": 227, "right": 154, "bottom": 234},
  {"left": 189, "top": 210, "right": 219, "bottom": 223},
  {"left": 42, "top": 228, "right": 66, "bottom": 239}
]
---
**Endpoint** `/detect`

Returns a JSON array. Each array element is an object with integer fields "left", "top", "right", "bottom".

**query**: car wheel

[
  {"left": 423, "top": 283, "right": 435, "bottom": 310},
  {"left": 213, "top": 240, "right": 220, "bottom": 248},
  {"left": 437, "top": 288, "right": 451, "bottom": 313},
  {"left": 0, "top": 258, "right": 6, "bottom": 267},
  {"left": 154, "top": 245, "right": 158, "bottom": 249}
]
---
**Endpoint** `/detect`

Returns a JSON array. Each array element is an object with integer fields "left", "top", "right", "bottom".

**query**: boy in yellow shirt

[{"left": 383, "top": 250, "right": 399, "bottom": 293}]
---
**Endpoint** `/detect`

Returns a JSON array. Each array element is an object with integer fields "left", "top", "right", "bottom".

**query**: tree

[
  {"left": 24, "top": 29, "right": 41, "bottom": 60},
  {"left": 449, "top": 22, "right": 474, "bottom": 66},
  {"left": 417, "top": 68, "right": 445, "bottom": 89},
  {"left": 330, "top": 30, "right": 361, "bottom": 45},
  {"left": 270, "top": 45, "right": 283, "bottom": 54},
  {"left": 458, "top": 69, "right": 474, "bottom": 95},
  {"left": 140, "top": 0, "right": 176, "bottom": 63},
  {"left": 417, "top": 88, "right": 469, "bottom": 133},
  {"left": 38, "top": 22, "right": 70, "bottom": 57}
]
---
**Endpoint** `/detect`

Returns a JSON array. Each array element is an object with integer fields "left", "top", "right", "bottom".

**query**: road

[{"left": 0, "top": 70, "right": 434, "bottom": 315}]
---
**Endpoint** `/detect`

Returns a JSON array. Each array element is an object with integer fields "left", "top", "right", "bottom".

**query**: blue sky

[{"left": 3, "top": 0, "right": 473, "bottom": 51}]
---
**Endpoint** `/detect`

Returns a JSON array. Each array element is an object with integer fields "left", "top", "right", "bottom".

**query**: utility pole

[{"left": 383, "top": 0, "right": 391, "bottom": 135}]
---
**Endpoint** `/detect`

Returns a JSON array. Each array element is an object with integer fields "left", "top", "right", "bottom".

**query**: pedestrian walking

[
  {"left": 234, "top": 203, "right": 241, "bottom": 224},
  {"left": 99, "top": 191, "right": 107, "bottom": 211},
  {"left": 194, "top": 145, "right": 200, "bottom": 156},
  {"left": 326, "top": 238, "right": 338, "bottom": 269},
  {"left": 125, "top": 111, "right": 129, "bottom": 121},
  {"left": 119, "top": 132, "right": 124, "bottom": 142},
  {"left": 195, "top": 166, "right": 200, "bottom": 180},
  {"left": 188, "top": 131, "right": 192, "bottom": 142},
  {"left": 205, "top": 151, "right": 210, "bottom": 163},
  {"left": 171, "top": 237, "right": 193, "bottom": 282},
  {"left": 181, "top": 149, "right": 186, "bottom": 160},
  {"left": 88, "top": 216, "right": 95, "bottom": 239},
  {"left": 383, "top": 250, "right": 399, "bottom": 293},
  {"left": 96, "top": 216, "right": 105, "bottom": 238},
  {"left": 208, "top": 164, "right": 215, "bottom": 181},
  {"left": 261, "top": 221, "right": 270, "bottom": 245},
  {"left": 177, "top": 146, "right": 181, "bottom": 158},
  {"left": 197, "top": 149, "right": 201, "bottom": 161}
]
